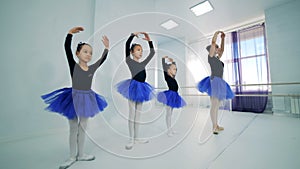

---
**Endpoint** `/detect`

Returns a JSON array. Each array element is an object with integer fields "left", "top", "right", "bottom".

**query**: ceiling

[
  {"left": 151, "top": 0, "right": 291, "bottom": 43},
  {"left": 93, "top": 0, "right": 292, "bottom": 45}
]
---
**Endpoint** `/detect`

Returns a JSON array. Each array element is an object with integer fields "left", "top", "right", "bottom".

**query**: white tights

[
  {"left": 165, "top": 106, "right": 174, "bottom": 134},
  {"left": 68, "top": 117, "right": 88, "bottom": 158},
  {"left": 210, "top": 97, "right": 221, "bottom": 129},
  {"left": 128, "top": 100, "right": 143, "bottom": 140}
]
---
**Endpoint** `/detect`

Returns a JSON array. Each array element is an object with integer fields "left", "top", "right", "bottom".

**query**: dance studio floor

[{"left": 1, "top": 106, "right": 300, "bottom": 169}]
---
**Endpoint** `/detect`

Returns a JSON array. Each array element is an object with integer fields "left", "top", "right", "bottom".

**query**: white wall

[
  {"left": 185, "top": 40, "right": 211, "bottom": 107},
  {"left": 265, "top": 0, "right": 300, "bottom": 113},
  {"left": 0, "top": 0, "right": 96, "bottom": 140}
]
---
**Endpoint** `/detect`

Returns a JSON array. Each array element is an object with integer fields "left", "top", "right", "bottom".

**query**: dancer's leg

[
  {"left": 210, "top": 97, "right": 219, "bottom": 133},
  {"left": 215, "top": 99, "right": 224, "bottom": 131},
  {"left": 134, "top": 102, "right": 142, "bottom": 139},
  {"left": 77, "top": 117, "right": 95, "bottom": 161},
  {"left": 59, "top": 118, "right": 78, "bottom": 169},
  {"left": 134, "top": 102, "right": 148, "bottom": 143},
  {"left": 126, "top": 100, "right": 135, "bottom": 150},
  {"left": 210, "top": 97, "right": 223, "bottom": 134},
  {"left": 165, "top": 106, "right": 175, "bottom": 136},
  {"left": 69, "top": 118, "right": 78, "bottom": 158}
]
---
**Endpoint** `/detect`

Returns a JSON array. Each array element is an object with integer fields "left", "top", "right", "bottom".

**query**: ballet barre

[
  {"left": 155, "top": 81, "right": 300, "bottom": 92},
  {"left": 180, "top": 94, "right": 300, "bottom": 97}
]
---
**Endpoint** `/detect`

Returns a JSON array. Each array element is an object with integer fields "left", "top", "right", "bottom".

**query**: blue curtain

[
  {"left": 232, "top": 91, "right": 268, "bottom": 113},
  {"left": 230, "top": 24, "right": 269, "bottom": 113}
]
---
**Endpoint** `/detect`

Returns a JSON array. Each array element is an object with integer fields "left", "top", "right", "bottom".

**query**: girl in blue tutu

[
  {"left": 116, "top": 32, "right": 155, "bottom": 150},
  {"left": 157, "top": 56, "right": 186, "bottom": 136},
  {"left": 197, "top": 31, "right": 234, "bottom": 135},
  {"left": 41, "top": 27, "right": 109, "bottom": 168}
]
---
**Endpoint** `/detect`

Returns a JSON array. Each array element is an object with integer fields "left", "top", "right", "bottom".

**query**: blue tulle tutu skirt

[
  {"left": 115, "top": 79, "right": 154, "bottom": 102},
  {"left": 197, "top": 76, "right": 235, "bottom": 100},
  {"left": 157, "top": 90, "right": 186, "bottom": 108},
  {"left": 41, "top": 87, "right": 107, "bottom": 119}
]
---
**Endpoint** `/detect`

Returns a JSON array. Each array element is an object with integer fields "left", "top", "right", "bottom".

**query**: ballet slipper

[
  {"left": 213, "top": 128, "right": 219, "bottom": 135},
  {"left": 125, "top": 139, "right": 134, "bottom": 150},
  {"left": 217, "top": 126, "right": 224, "bottom": 131},
  {"left": 213, "top": 126, "right": 224, "bottom": 134},
  {"left": 77, "top": 154, "right": 95, "bottom": 161},
  {"left": 134, "top": 138, "right": 149, "bottom": 144},
  {"left": 59, "top": 157, "right": 76, "bottom": 169},
  {"left": 167, "top": 130, "right": 177, "bottom": 137},
  {"left": 167, "top": 132, "right": 174, "bottom": 137}
]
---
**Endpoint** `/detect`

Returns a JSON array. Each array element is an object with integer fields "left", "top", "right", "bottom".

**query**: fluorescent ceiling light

[
  {"left": 160, "top": 19, "right": 179, "bottom": 30},
  {"left": 190, "top": 1, "right": 213, "bottom": 16}
]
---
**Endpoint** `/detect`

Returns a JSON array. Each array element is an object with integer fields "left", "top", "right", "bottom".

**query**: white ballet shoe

[
  {"left": 167, "top": 132, "right": 174, "bottom": 137},
  {"left": 134, "top": 138, "right": 149, "bottom": 144},
  {"left": 167, "top": 130, "right": 177, "bottom": 137},
  {"left": 76, "top": 154, "right": 95, "bottom": 161},
  {"left": 59, "top": 157, "right": 76, "bottom": 169},
  {"left": 171, "top": 130, "right": 177, "bottom": 134},
  {"left": 125, "top": 140, "right": 134, "bottom": 150}
]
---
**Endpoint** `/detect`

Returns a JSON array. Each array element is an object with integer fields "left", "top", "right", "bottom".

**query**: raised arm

[
  {"left": 64, "top": 34, "right": 75, "bottom": 67},
  {"left": 162, "top": 56, "right": 169, "bottom": 72},
  {"left": 91, "top": 36, "right": 109, "bottom": 69},
  {"left": 162, "top": 56, "right": 170, "bottom": 80},
  {"left": 90, "top": 49, "right": 108, "bottom": 69},
  {"left": 125, "top": 33, "right": 137, "bottom": 59},
  {"left": 162, "top": 56, "right": 175, "bottom": 80},
  {"left": 209, "top": 31, "right": 221, "bottom": 57},
  {"left": 65, "top": 27, "right": 84, "bottom": 75},
  {"left": 140, "top": 32, "right": 155, "bottom": 65},
  {"left": 209, "top": 31, "right": 226, "bottom": 58},
  {"left": 218, "top": 32, "right": 225, "bottom": 58}
]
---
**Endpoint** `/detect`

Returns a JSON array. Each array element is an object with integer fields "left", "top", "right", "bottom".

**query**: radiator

[{"left": 291, "top": 97, "right": 300, "bottom": 114}]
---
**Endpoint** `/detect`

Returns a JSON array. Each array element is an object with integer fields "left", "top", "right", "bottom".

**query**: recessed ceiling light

[
  {"left": 160, "top": 19, "right": 179, "bottom": 30},
  {"left": 190, "top": 1, "right": 213, "bottom": 16}
]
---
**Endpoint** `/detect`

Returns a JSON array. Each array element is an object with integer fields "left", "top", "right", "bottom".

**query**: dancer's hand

[
  {"left": 163, "top": 56, "right": 168, "bottom": 58},
  {"left": 221, "top": 32, "right": 225, "bottom": 39},
  {"left": 102, "top": 35, "right": 109, "bottom": 49},
  {"left": 214, "top": 31, "right": 222, "bottom": 35},
  {"left": 212, "top": 31, "right": 222, "bottom": 43},
  {"left": 68, "top": 27, "right": 84, "bottom": 34},
  {"left": 140, "top": 32, "right": 151, "bottom": 41},
  {"left": 132, "top": 32, "right": 141, "bottom": 37},
  {"left": 168, "top": 58, "right": 174, "bottom": 62}
]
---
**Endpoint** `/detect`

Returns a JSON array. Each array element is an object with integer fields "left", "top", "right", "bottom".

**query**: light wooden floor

[{"left": 1, "top": 107, "right": 299, "bottom": 169}]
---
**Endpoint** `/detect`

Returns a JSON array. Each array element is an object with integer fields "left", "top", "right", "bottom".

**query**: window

[
  {"left": 223, "top": 23, "right": 270, "bottom": 92},
  {"left": 223, "top": 23, "right": 270, "bottom": 113}
]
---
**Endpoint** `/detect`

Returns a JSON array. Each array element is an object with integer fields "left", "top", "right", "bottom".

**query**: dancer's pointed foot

[{"left": 59, "top": 157, "right": 76, "bottom": 169}]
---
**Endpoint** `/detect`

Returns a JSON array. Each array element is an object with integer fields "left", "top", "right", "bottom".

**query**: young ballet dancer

[
  {"left": 157, "top": 56, "right": 186, "bottom": 137},
  {"left": 116, "top": 32, "right": 155, "bottom": 150},
  {"left": 197, "top": 31, "right": 234, "bottom": 135},
  {"left": 41, "top": 26, "right": 109, "bottom": 169}
]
